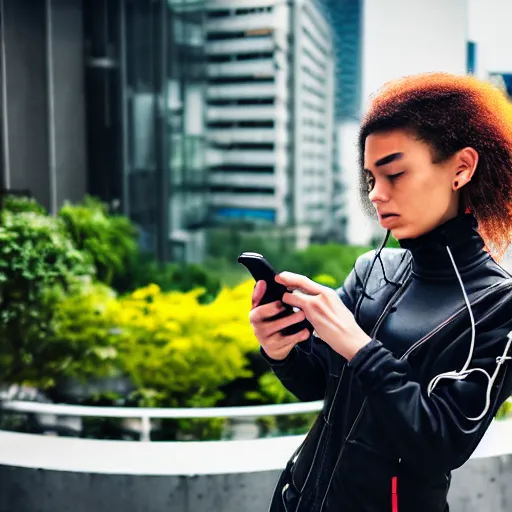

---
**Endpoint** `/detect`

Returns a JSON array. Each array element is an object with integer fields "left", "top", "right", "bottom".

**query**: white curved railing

[
  {"left": 0, "top": 399, "right": 324, "bottom": 441},
  {"left": 1, "top": 400, "right": 512, "bottom": 476}
]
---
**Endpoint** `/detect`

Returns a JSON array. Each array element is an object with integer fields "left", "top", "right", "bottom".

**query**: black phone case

[{"left": 237, "top": 252, "right": 314, "bottom": 336}]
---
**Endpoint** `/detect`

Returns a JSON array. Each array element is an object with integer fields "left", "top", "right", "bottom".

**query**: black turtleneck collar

[{"left": 398, "top": 214, "right": 489, "bottom": 279}]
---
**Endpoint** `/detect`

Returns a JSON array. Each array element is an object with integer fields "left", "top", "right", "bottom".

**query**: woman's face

[{"left": 363, "top": 129, "right": 468, "bottom": 240}]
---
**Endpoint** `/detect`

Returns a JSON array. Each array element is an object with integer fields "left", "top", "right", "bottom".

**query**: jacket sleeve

[
  {"left": 348, "top": 306, "right": 512, "bottom": 474},
  {"left": 260, "top": 252, "right": 374, "bottom": 402}
]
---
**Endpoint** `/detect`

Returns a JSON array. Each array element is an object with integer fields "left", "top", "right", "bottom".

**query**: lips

[
  {"left": 377, "top": 212, "right": 400, "bottom": 227},
  {"left": 378, "top": 212, "right": 399, "bottom": 220}
]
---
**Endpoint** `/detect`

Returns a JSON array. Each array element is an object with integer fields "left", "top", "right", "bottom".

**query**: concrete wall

[
  {"left": 0, "top": 456, "right": 511, "bottom": 512},
  {"left": 1, "top": 0, "right": 87, "bottom": 212},
  {"left": 0, "top": 466, "right": 281, "bottom": 512}
]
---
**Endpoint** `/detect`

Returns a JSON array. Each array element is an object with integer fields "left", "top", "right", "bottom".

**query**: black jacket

[{"left": 262, "top": 214, "right": 512, "bottom": 512}]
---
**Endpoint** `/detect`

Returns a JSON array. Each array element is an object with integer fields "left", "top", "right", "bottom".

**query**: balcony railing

[{"left": 0, "top": 399, "right": 324, "bottom": 442}]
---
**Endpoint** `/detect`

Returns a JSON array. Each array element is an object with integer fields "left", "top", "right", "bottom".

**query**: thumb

[{"left": 252, "top": 280, "right": 267, "bottom": 308}]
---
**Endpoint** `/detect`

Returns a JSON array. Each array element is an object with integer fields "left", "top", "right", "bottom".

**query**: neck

[{"left": 398, "top": 214, "right": 488, "bottom": 279}]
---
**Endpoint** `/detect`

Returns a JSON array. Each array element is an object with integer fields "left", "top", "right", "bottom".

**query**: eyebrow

[{"left": 364, "top": 152, "right": 404, "bottom": 172}]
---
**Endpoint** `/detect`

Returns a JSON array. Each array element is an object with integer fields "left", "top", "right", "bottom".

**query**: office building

[
  {"left": 0, "top": 0, "right": 209, "bottom": 264},
  {"left": 205, "top": 0, "right": 335, "bottom": 246}
]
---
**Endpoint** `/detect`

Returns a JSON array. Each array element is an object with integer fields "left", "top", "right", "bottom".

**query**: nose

[{"left": 368, "top": 177, "right": 390, "bottom": 205}]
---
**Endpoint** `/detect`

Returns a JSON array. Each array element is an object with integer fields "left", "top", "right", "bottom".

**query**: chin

[{"left": 390, "top": 226, "right": 417, "bottom": 241}]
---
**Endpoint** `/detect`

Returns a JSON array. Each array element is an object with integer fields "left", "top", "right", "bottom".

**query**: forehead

[{"left": 363, "top": 129, "right": 427, "bottom": 168}]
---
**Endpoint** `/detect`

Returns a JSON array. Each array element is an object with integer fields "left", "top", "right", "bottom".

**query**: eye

[
  {"left": 365, "top": 174, "right": 375, "bottom": 192},
  {"left": 388, "top": 172, "right": 404, "bottom": 181}
]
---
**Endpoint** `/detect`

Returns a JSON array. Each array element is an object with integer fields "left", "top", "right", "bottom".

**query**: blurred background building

[
  {"left": 0, "top": 0, "right": 511, "bottom": 263},
  {"left": 205, "top": 0, "right": 334, "bottom": 250}
]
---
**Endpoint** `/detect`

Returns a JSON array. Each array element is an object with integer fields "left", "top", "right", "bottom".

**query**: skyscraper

[
  {"left": 321, "top": 0, "right": 362, "bottom": 122},
  {"left": 205, "top": 0, "right": 335, "bottom": 247}
]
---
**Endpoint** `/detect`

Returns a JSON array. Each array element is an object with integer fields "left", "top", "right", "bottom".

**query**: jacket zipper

[{"left": 318, "top": 277, "right": 512, "bottom": 511}]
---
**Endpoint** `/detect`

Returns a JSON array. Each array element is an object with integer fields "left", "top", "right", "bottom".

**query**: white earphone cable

[{"left": 426, "top": 245, "right": 512, "bottom": 422}]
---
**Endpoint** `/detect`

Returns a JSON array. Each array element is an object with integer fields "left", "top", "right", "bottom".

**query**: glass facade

[
  {"left": 321, "top": 0, "right": 362, "bottom": 121},
  {"left": 467, "top": 41, "right": 477, "bottom": 75},
  {"left": 84, "top": 0, "right": 207, "bottom": 262}
]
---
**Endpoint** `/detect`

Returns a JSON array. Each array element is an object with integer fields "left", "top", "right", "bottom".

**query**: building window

[{"left": 467, "top": 41, "right": 477, "bottom": 75}]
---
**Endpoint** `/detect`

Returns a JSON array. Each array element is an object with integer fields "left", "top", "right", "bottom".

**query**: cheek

[{"left": 413, "top": 172, "right": 451, "bottom": 205}]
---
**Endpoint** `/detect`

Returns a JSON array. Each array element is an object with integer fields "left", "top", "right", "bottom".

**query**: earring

[{"left": 454, "top": 181, "right": 459, "bottom": 189}]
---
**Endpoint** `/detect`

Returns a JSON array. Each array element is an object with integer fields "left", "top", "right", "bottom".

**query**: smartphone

[{"left": 237, "top": 251, "right": 314, "bottom": 337}]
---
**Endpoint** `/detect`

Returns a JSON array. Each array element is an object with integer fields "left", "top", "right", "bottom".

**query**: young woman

[{"left": 250, "top": 73, "right": 512, "bottom": 512}]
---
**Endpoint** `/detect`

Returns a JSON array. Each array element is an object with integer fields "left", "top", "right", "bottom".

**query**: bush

[
  {"left": 58, "top": 196, "right": 138, "bottom": 286},
  {"left": 112, "top": 280, "right": 259, "bottom": 409},
  {"left": 496, "top": 400, "right": 512, "bottom": 420},
  {"left": 91, "top": 279, "right": 259, "bottom": 439},
  {"left": 281, "top": 243, "right": 369, "bottom": 286},
  {"left": 246, "top": 372, "right": 317, "bottom": 436},
  {"left": 1, "top": 195, "right": 47, "bottom": 215},
  {"left": 206, "top": 224, "right": 371, "bottom": 290},
  {"left": 0, "top": 208, "right": 94, "bottom": 386},
  {"left": 49, "top": 281, "right": 120, "bottom": 383}
]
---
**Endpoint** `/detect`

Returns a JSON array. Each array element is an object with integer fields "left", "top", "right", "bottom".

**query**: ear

[{"left": 452, "top": 147, "right": 478, "bottom": 190}]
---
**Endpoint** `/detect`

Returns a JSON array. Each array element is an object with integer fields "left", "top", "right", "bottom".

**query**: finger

[
  {"left": 264, "top": 310, "right": 306, "bottom": 337},
  {"left": 250, "top": 300, "right": 286, "bottom": 325},
  {"left": 275, "top": 271, "right": 324, "bottom": 295},
  {"left": 282, "top": 290, "right": 310, "bottom": 310},
  {"left": 251, "top": 280, "right": 267, "bottom": 308},
  {"left": 268, "top": 326, "right": 311, "bottom": 348}
]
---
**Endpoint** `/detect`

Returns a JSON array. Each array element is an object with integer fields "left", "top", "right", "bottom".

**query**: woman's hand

[
  {"left": 250, "top": 280, "right": 312, "bottom": 361},
  {"left": 275, "top": 271, "right": 372, "bottom": 361}
]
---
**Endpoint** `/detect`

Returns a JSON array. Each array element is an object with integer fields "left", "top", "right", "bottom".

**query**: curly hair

[{"left": 358, "top": 72, "right": 512, "bottom": 260}]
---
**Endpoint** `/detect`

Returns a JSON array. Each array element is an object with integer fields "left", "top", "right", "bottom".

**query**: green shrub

[
  {"left": 281, "top": 243, "right": 369, "bottom": 286},
  {"left": 246, "top": 372, "right": 318, "bottom": 436},
  {"left": 49, "top": 280, "right": 120, "bottom": 383},
  {"left": 0, "top": 208, "right": 94, "bottom": 386},
  {"left": 496, "top": 400, "right": 512, "bottom": 420},
  {"left": 58, "top": 196, "right": 138, "bottom": 286},
  {"left": 1, "top": 195, "right": 47, "bottom": 215},
  {"left": 112, "top": 280, "right": 258, "bottom": 408}
]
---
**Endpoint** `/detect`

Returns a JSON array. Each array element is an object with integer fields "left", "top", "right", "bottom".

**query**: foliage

[
  {"left": 0, "top": 208, "right": 94, "bottom": 386},
  {"left": 246, "top": 372, "right": 318, "bottom": 436},
  {"left": 111, "top": 280, "right": 259, "bottom": 410},
  {"left": 58, "top": 196, "right": 138, "bottom": 286},
  {"left": 312, "top": 273, "right": 338, "bottom": 288},
  {"left": 206, "top": 224, "right": 296, "bottom": 272},
  {"left": 112, "top": 251, "right": 177, "bottom": 294},
  {"left": 48, "top": 281, "right": 120, "bottom": 383},
  {"left": 98, "top": 279, "right": 259, "bottom": 439},
  {"left": 281, "top": 243, "right": 368, "bottom": 287},
  {"left": 246, "top": 371, "right": 299, "bottom": 405},
  {"left": 496, "top": 400, "right": 512, "bottom": 420},
  {"left": 1, "top": 195, "right": 47, "bottom": 215},
  {"left": 206, "top": 223, "right": 371, "bottom": 289}
]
